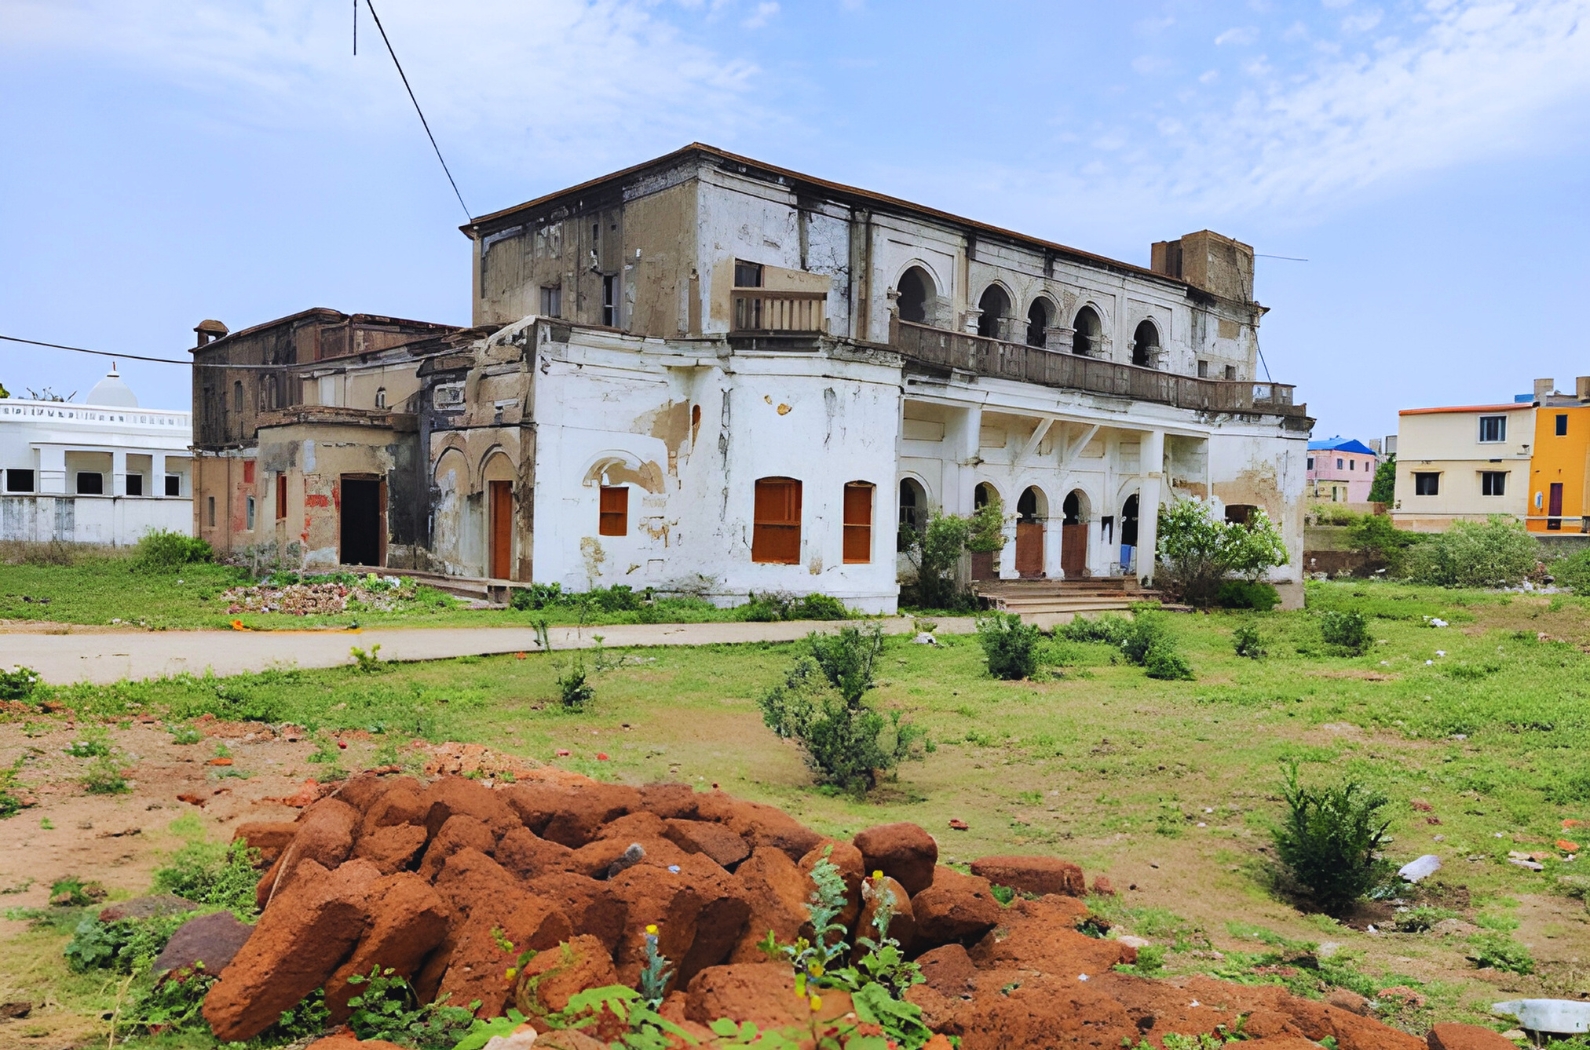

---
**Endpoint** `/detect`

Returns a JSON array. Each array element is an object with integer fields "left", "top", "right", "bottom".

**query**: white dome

[{"left": 86, "top": 368, "right": 139, "bottom": 408}]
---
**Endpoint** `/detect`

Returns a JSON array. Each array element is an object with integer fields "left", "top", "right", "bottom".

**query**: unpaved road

[{"left": 0, "top": 618, "right": 976, "bottom": 685}]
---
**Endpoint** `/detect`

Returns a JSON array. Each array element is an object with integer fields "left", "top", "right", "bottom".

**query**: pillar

[
  {"left": 1043, "top": 514, "right": 1062, "bottom": 578},
  {"left": 112, "top": 450, "right": 128, "bottom": 497},
  {"left": 151, "top": 453, "right": 167, "bottom": 497},
  {"left": 39, "top": 446, "right": 66, "bottom": 494},
  {"left": 1137, "top": 430, "right": 1165, "bottom": 586},
  {"left": 997, "top": 514, "right": 1017, "bottom": 579}
]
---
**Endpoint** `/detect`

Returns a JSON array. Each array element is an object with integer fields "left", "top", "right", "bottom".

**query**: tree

[
  {"left": 1155, "top": 499, "right": 1288, "bottom": 607},
  {"left": 901, "top": 494, "right": 1006, "bottom": 609},
  {"left": 1368, "top": 455, "right": 1396, "bottom": 503}
]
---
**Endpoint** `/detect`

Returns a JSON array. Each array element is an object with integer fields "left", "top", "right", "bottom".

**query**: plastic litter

[
  {"left": 1493, "top": 999, "right": 1590, "bottom": 1034},
  {"left": 1398, "top": 855, "right": 1441, "bottom": 883}
]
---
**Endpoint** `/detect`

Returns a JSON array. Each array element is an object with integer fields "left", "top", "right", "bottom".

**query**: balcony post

[{"left": 1136, "top": 430, "right": 1165, "bottom": 587}]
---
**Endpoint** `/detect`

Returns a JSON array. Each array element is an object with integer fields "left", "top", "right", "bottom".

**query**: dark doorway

[
  {"left": 1549, "top": 483, "right": 1564, "bottom": 531},
  {"left": 976, "top": 286, "right": 1010, "bottom": 340},
  {"left": 1015, "top": 486, "right": 1044, "bottom": 577},
  {"left": 1120, "top": 494, "right": 1140, "bottom": 573},
  {"left": 897, "top": 268, "right": 933, "bottom": 324},
  {"left": 1061, "top": 491, "right": 1088, "bottom": 577},
  {"left": 971, "top": 483, "right": 997, "bottom": 580},
  {"left": 340, "top": 477, "right": 382, "bottom": 567}
]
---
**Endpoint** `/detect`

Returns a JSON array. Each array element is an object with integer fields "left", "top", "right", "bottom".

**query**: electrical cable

[
  {"left": 3, "top": 333, "right": 321, "bottom": 370},
  {"left": 362, "top": 0, "right": 471, "bottom": 222}
]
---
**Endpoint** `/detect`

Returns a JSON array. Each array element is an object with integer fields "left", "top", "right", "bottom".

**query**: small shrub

[
  {"left": 1271, "top": 762, "right": 1392, "bottom": 916},
  {"left": 557, "top": 660, "right": 595, "bottom": 709},
  {"left": 758, "top": 627, "right": 923, "bottom": 794},
  {"left": 1156, "top": 499, "right": 1288, "bottom": 607},
  {"left": 1407, "top": 516, "right": 1538, "bottom": 588},
  {"left": 589, "top": 584, "right": 644, "bottom": 614},
  {"left": 66, "top": 910, "right": 193, "bottom": 973},
  {"left": 64, "top": 730, "right": 112, "bottom": 758},
  {"left": 350, "top": 644, "right": 383, "bottom": 673},
  {"left": 0, "top": 665, "right": 41, "bottom": 702},
  {"left": 510, "top": 582, "right": 565, "bottom": 611},
  {"left": 169, "top": 723, "right": 203, "bottom": 745},
  {"left": 1319, "top": 610, "right": 1371, "bottom": 655},
  {"left": 1551, "top": 548, "right": 1590, "bottom": 593},
  {"left": 1119, "top": 610, "right": 1173, "bottom": 665},
  {"left": 1058, "top": 614, "right": 1130, "bottom": 645},
  {"left": 132, "top": 530, "right": 213, "bottom": 572},
  {"left": 123, "top": 963, "right": 216, "bottom": 1034},
  {"left": 976, "top": 613, "right": 1042, "bottom": 680},
  {"left": 1232, "top": 622, "right": 1267, "bottom": 659},
  {"left": 153, "top": 836, "right": 262, "bottom": 916},
  {"left": 742, "top": 590, "right": 797, "bottom": 622},
  {"left": 1468, "top": 931, "right": 1534, "bottom": 974},
  {"left": 82, "top": 755, "right": 129, "bottom": 795},
  {"left": 1144, "top": 642, "right": 1194, "bottom": 681},
  {"left": 795, "top": 593, "right": 849, "bottom": 621},
  {"left": 1215, "top": 579, "right": 1279, "bottom": 611},
  {"left": 346, "top": 966, "right": 477, "bottom": 1050}
]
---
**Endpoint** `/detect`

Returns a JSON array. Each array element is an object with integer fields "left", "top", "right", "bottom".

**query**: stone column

[
  {"left": 997, "top": 513, "right": 1017, "bottom": 579},
  {"left": 112, "top": 450, "right": 128, "bottom": 497},
  {"left": 39, "top": 446, "right": 67, "bottom": 494},
  {"left": 1044, "top": 326, "right": 1073, "bottom": 352},
  {"left": 1137, "top": 430, "right": 1166, "bottom": 586},
  {"left": 151, "top": 453, "right": 166, "bottom": 497},
  {"left": 1043, "top": 514, "right": 1062, "bottom": 578}
]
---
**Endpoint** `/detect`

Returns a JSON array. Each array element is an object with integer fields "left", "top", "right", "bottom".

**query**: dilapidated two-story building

[{"left": 193, "top": 144, "right": 1311, "bottom": 610}]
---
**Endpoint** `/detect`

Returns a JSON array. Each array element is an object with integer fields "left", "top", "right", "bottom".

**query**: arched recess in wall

[
  {"left": 976, "top": 285, "right": 1013, "bottom": 340},
  {"left": 581, "top": 450, "right": 665, "bottom": 495},
  {"left": 432, "top": 446, "right": 470, "bottom": 494},
  {"left": 895, "top": 266, "right": 939, "bottom": 325},
  {"left": 1015, "top": 485, "right": 1048, "bottom": 577},
  {"left": 1062, "top": 489, "right": 1091, "bottom": 524},
  {"left": 1132, "top": 319, "right": 1162, "bottom": 368},
  {"left": 1072, "top": 305, "right": 1103, "bottom": 356},
  {"left": 1120, "top": 492, "right": 1140, "bottom": 548},
  {"left": 1026, "top": 297, "right": 1056, "bottom": 348},
  {"left": 897, "top": 476, "right": 929, "bottom": 550},
  {"left": 974, "top": 480, "right": 1003, "bottom": 510}
]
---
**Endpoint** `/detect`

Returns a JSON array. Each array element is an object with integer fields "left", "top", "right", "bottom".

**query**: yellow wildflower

[
  {"left": 645, "top": 924, "right": 658, "bottom": 935},
  {"left": 872, "top": 870, "right": 883, "bottom": 880},
  {"left": 809, "top": 995, "right": 822, "bottom": 1012}
]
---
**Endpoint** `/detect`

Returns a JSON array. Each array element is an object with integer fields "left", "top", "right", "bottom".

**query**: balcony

[
  {"left": 728, "top": 289, "right": 826, "bottom": 346},
  {"left": 891, "top": 318, "right": 1306, "bottom": 418}
]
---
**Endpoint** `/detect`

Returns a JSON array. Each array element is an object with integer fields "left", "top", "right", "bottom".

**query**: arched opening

[
  {"left": 1120, "top": 493, "right": 1140, "bottom": 573},
  {"left": 482, "top": 452, "right": 517, "bottom": 580},
  {"left": 897, "top": 267, "right": 935, "bottom": 324},
  {"left": 898, "top": 477, "right": 926, "bottom": 551},
  {"left": 1072, "top": 306, "right": 1102, "bottom": 356},
  {"left": 1132, "top": 320, "right": 1160, "bottom": 368},
  {"left": 1026, "top": 299, "right": 1054, "bottom": 348},
  {"left": 976, "top": 286, "right": 1011, "bottom": 340},
  {"left": 1061, "top": 490, "right": 1089, "bottom": 577},
  {"left": 971, "top": 482, "right": 999, "bottom": 580},
  {"left": 974, "top": 482, "right": 997, "bottom": 510},
  {"left": 1015, "top": 486, "right": 1046, "bottom": 577}
]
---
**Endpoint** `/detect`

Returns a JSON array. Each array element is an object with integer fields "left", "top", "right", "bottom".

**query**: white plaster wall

[{"left": 0, "top": 495, "right": 192, "bottom": 545}]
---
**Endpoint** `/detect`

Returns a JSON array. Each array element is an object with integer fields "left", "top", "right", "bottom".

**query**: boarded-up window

[
  {"left": 599, "top": 486, "right": 628, "bottom": 536},
  {"left": 843, "top": 482, "right": 873, "bottom": 564},
  {"left": 752, "top": 477, "right": 801, "bottom": 564},
  {"left": 277, "top": 474, "right": 288, "bottom": 519}
]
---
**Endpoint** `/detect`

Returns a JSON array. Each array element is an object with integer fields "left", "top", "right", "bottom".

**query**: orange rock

[
  {"left": 419, "top": 775, "right": 519, "bottom": 839},
  {"left": 496, "top": 826, "right": 578, "bottom": 879},
  {"left": 912, "top": 867, "right": 1001, "bottom": 948},
  {"left": 324, "top": 873, "right": 450, "bottom": 1022},
  {"left": 969, "top": 854, "right": 1085, "bottom": 898},
  {"left": 231, "top": 821, "right": 297, "bottom": 866},
  {"left": 693, "top": 791, "right": 823, "bottom": 861},
  {"left": 852, "top": 822, "right": 938, "bottom": 895},
  {"left": 729, "top": 847, "right": 810, "bottom": 963},
  {"left": 416, "top": 814, "right": 497, "bottom": 882},
  {"left": 684, "top": 963, "right": 854, "bottom": 1030},
  {"left": 1426, "top": 1022, "right": 1522, "bottom": 1049},
  {"left": 664, "top": 818, "right": 751, "bottom": 869},
  {"left": 513, "top": 934, "right": 621, "bottom": 1028},
  {"left": 351, "top": 823, "right": 428, "bottom": 876},
  {"left": 856, "top": 874, "right": 916, "bottom": 953}
]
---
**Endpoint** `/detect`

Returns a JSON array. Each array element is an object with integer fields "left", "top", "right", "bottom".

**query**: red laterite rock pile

[{"left": 204, "top": 770, "right": 1498, "bottom": 1049}]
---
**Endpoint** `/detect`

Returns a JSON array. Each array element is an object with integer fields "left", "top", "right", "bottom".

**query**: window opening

[
  {"left": 897, "top": 268, "right": 932, "bottom": 324},
  {"left": 1481, "top": 471, "right": 1507, "bottom": 496},
  {"left": 602, "top": 275, "right": 618, "bottom": 327},
  {"left": 1131, "top": 320, "right": 1160, "bottom": 368},
  {"left": 246, "top": 495, "right": 256, "bottom": 530},
  {"left": 976, "top": 286, "right": 1010, "bottom": 340},
  {"left": 1016, "top": 487, "right": 1040, "bottom": 522},
  {"left": 375, "top": 387, "right": 387, "bottom": 409},
  {"left": 599, "top": 485, "right": 629, "bottom": 537},
  {"left": 207, "top": 496, "right": 216, "bottom": 527},
  {"left": 1306, "top": 457, "right": 1314, "bottom": 471},
  {"left": 1072, "top": 306, "right": 1101, "bottom": 356},
  {"left": 76, "top": 472, "right": 103, "bottom": 495},
  {"left": 540, "top": 285, "right": 563, "bottom": 318},
  {"left": 165, "top": 474, "right": 181, "bottom": 497},
  {"left": 233, "top": 381, "right": 244, "bottom": 411},
  {"left": 1478, "top": 415, "right": 1507, "bottom": 443},
  {"left": 1224, "top": 364, "right": 1237, "bottom": 380},
  {"left": 126, "top": 474, "right": 143, "bottom": 497},
  {"left": 1062, "top": 492, "right": 1082, "bottom": 525},
  {"left": 1197, "top": 360, "right": 1209, "bottom": 378},
  {"left": 751, "top": 477, "right": 802, "bottom": 564},
  {"left": 1026, "top": 300, "right": 1052, "bottom": 348},
  {"left": 1414, "top": 472, "right": 1440, "bottom": 496},
  {"left": 974, "top": 482, "right": 995, "bottom": 510},
  {"left": 733, "top": 260, "right": 763, "bottom": 288},
  {"left": 843, "top": 482, "right": 873, "bottom": 564},
  {"left": 1557, "top": 414, "right": 1569, "bottom": 436},
  {"left": 1224, "top": 504, "right": 1256, "bottom": 525},
  {"left": 898, "top": 478, "right": 925, "bottom": 550},
  {"left": 1120, "top": 494, "right": 1139, "bottom": 548},
  {"left": 6, "top": 468, "right": 35, "bottom": 492},
  {"left": 277, "top": 474, "right": 288, "bottom": 518}
]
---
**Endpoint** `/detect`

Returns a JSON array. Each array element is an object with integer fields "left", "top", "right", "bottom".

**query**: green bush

[
  {"left": 758, "top": 627, "right": 923, "bottom": 794},
  {"left": 1119, "top": 610, "right": 1173, "bottom": 665},
  {"left": 132, "top": 530, "right": 213, "bottom": 572},
  {"left": 153, "top": 837, "right": 261, "bottom": 916},
  {"left": 976, "top": 613, "right": 1042, "bottom": 680},
  {"left": 795, "top": 593, "right": 849, "bottom": 620},
  {"left": 1057, "top": 613, "right": 1130, "bottom": 645},
  {"left": 1271, "top": 762, "right": 1392, "bottom": 915},
  {"left": 741, "top": 591, "right": 850, "bottom": 622},
  {"left": 510, "top": 583, "right": 564, "bottom": 611},
  {"left": 123, "top": 964, "right": 216, "bottom": 1034},
  {"left": 1156, "top": 500, "right": 1288, "bottom": 607},
  {"left": 1232, "top": 623, "right": 1267, "bottom": 660},
  {"left": 1144, "top": 642, "right": 1194, "bottom": 681},
  {"left": 900, "top": 501, "right": 1003, "bottom": 610},
  {"left": 1319, "top": 609, "right": 1371, "bottom": 655},
  {"left": 346, "top": 966, "right": 478, "bottom": 1049},
  {"left": 0, "top": 665, "right": 41, "bottom": 701},
  {"left": 1346, "top": 513, "right": 1421, "bottom": 576},
  {"left": 1368, "top": 455, "right": 1396, "bottom": 503},
  {"left": 557, "top": 661, "right": 594, "bottom": 710},
  {"left": 1467, "top": 931, "right": 1535, "bottom": 974},
  {"left": 66, "top": 910, "right": 193, "bottom": 973},
  {"left": 1215, "top": 579, "right": 1279, "bottom": 611},
  {"left": 1407, "top": 516, "right": 1539, "bottom": 588},
  {"left": 1551, "top": 548, "right": 1590, "bottom": 593}
]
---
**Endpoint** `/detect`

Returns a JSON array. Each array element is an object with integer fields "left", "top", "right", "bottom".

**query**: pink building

[{"left": 1307, "top": 436, "right": 1378, "bottom": 503}]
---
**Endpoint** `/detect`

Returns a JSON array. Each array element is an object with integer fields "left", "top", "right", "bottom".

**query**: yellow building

[{"left": 1527, "top": 390, "right": 1590, "bottom": 534}]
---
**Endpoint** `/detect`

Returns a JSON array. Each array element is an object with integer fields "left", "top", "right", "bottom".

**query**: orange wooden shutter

[
  {"left": 752, "top": 478, "right": 801, "bottom": 563},
  {"left": 599, "top": 485, "right": 628, "bottom": 536},
  {"left": 842, "top": 482, "right": 872, "bottom": 563}
]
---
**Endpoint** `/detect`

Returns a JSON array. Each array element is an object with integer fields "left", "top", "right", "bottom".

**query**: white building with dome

[{"left": 0, "top": 368, "right": 193, "bottom": 545}]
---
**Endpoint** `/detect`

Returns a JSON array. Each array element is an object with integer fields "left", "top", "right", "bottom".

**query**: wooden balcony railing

[
  {"left": 731, "top": 289, "right": 826, "bottom": 334},
  {"left": 891, "top": 317, "right": 1304, "bottom": 417}
]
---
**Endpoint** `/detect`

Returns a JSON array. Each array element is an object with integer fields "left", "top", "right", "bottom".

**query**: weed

[
  {"left": 351, "top": 644, "right": 384, "bottom": 672},
  {"left": 0, "top": 759, "right": 27, "bottom": 818},
  {"left": 0, "top": 664, "right": 42, "bottom": 701},
  {"left": 1467, "top": 931, "right": 1534, "bottom": 974},
  {"left": 1216, "top": 579, "right": 1281, "bottom": 611},
  {"left": 168, "top": 723, "right": 202, "bottom": 745},
  {"left": 1319, "top": 610, "right": 1371, "bottom": 655},
  {"left": 131, "top": 530, "right": 214, "bottom": 572},
  {"left": 1145, "top": 641, "right": 1195, "bottom": 681},
  {"left": 1233, "top": 622, "right": 1268, "bottom": 660},
  {"left": 1271, "top": 762, "right": 1392, "bottom": 915},
  {"left": 82, "top": 754, "right": 130, "bottom": 795},
  {"left": 557, "top": 659, "right": 595, "bottom": 710},
  {"left": 345, "top": 966, "right": 478, "bottom": 1049},
  {"left": 976, "top": 613, "right": 1042, "bottom": 680},
  {"left": 153, "top": 820, "right": 262, "bottom": 916},
  {"left": 122, "top": 963, "right": 216, "bottom": 1035}
]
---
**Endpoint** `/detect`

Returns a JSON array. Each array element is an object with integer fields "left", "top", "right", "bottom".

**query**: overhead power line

[
  {"left": 3, "top": 333, "right": 300, "bottom": 370},
  {"left": 362, "top": 0, "right": 471, "bottom": 223},
  {"left": 1255, "top": 254, "right": 1308, "bottom": 262}
]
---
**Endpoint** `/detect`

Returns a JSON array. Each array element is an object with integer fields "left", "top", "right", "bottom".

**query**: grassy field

[{"left": 7, "top": 580, "right": 1590, "bottom": 1042}]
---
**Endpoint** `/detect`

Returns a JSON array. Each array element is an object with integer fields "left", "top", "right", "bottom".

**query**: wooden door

[
  {"left": 1015, "top": 522, "right": 1043, "bottom": 577},
  {"left": 1061, "top": 523, "right": 1087, "bottom": 577},
  {"left": 970, "top": 551, "right": 994, "bottom": 580},
  {"left": 489, "top": 480, "right": 513, "bottom": 579},
  {"left": 1549, "top": 483, "right": 1564, "bottom": 531}
]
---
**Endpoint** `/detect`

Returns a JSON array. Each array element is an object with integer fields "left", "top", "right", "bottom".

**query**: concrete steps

[{"left": 974, "top": 576, "right": 1167, "bottom": 620}]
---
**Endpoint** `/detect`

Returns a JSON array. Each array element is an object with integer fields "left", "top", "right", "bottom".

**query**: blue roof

[{"left": 1307, "top": 436, "right": 1376, "bottom": 455}]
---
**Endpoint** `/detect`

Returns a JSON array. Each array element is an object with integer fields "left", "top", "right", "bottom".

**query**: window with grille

[
  {"left": 126, "top": 474, "right": 143, "bottom": 496},
  {"left": 1478, "top": 415, "right": 1506, "bottom": 443},
  {"left": 751, "top": 477, "right": 801, "bottom": 564},
  {"left": 599, "top": 485, "right": 628, "bottom": 537},
  {"left": 843, "top": 482, "right": 873, "bottom": 564},
  {"left": 541, "top": 285, "right": 562, "bottom": 318},
  {"left": 1414, "top": 472, "right": 1440, "bottom": 496},
  {"left": 734, "top": 260, "right": 763, "bottom": 287},
  {"left": 1481, "top": 471, "right": 1507, "bottom": 496}
]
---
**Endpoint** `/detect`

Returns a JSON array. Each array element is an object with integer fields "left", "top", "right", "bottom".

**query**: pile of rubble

[
  {"left": 221, "top": 576, "right": 416, "bottom": 616},
  {"left": 184, "top": 770, "right": 1511, "bottom": 1049}
]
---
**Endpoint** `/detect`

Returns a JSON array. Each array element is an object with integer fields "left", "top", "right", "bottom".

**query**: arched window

[
  {"left": 1017, "top": 487, "right": 1042, "bottom": 522},
  {"left": 1132, "top": 320, "right": 1160, "bottom": 368},
  {"left": 752, "top": 477, "right": 802, "bottom": 564},
  {"left": 976, "top": 286, "right": 1011, "bottom": 340},
  {"left": 375, "top": 386, "right": 388, "bottom": 409},
  {"left": 843, "top": 482, "right": 873, "bottom": 564},
  {"left": 1026, "top": 300, "right": 1053, "bottom": 348},
  {"left": 974, "top": 482, "right": 997, "bottom": 510},
  {"left": 1120, "top": 494, "right": 1139, "bottom": 547},
  {"left": 897, "top": 267, "right": 935, "bottom": 324},
  {"left": 1073, "top": 306, "right": 1102, "bottom": 356},
  {"left": 898, "top": 477, "right": 926, "bottom": 550},
  {"left": 233, "top": 380, "right": 244, "bottom": 411},
  {"left": 1063, "top": 491, "right": 1086, "bottom": 525}
]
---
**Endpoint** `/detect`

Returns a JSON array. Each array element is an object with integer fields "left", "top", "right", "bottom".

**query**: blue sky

[{"left": 3, "top": 0, "right": 1588, "bottom": 443}]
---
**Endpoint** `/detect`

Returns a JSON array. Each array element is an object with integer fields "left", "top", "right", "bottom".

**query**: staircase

[{"left": 974, "top": 577, "right": 1164, "bottom": 621}]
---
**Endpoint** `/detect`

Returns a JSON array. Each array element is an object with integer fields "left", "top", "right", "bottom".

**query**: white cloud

[
  {"left": 1133, "top": 54, "right": 1173, "bottom": 74},
  {"left": 0, "top": 0, "right": 765, "bottom": 188},
  {"left": 1216, "top": 25, "right": 1261, "bottom": 45},
  {"left": 1342, "top": 8, "right": 1384, "bottom": 31},
  {"left": 1200, "top": 68, "right": 1221, "bottom": 83},
  {"left": 742, "top": 1, "right": 779, "bottom": 29}
]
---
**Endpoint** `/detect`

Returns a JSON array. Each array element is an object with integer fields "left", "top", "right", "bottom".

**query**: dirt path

[{"left": 0, "top": 617, "right": 976, "bottom": 685}]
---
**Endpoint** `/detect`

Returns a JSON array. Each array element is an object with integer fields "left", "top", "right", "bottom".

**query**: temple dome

[{"left": 85, "top": 367, "right": 139, "bottom": 407}]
